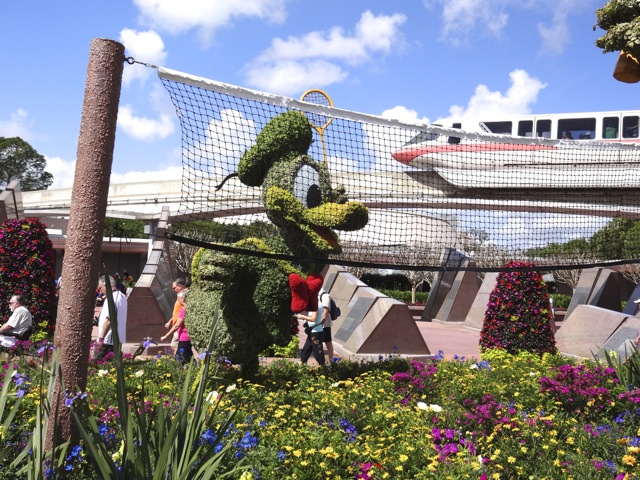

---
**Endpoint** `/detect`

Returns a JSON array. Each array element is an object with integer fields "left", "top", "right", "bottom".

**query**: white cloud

[
  {"left": 119, "top": 29, "right": 167, "bottom": 85},
  {"left": 244, "top": 11, "right": 406, "bottom": 95},
  {"left": 184, "top": 108, "right": 258, "bottom": 178},
  {"left": 427, "top": 0, "right": 586, "bottom": 54},
  {"left": 45, "top": 156, "right": 76, "bottom": 189},
  {"left": 244, "top": 60, "right": 347, "bottom": 96},
  {"left": 0, "top": 109, "right": 35, "bottom": 141},
  {"left": 133, "top": 0, "right": 287, "bottom": 46},
  {"left": 435, "top": 69, "right": 547, "bottom": 130},
  {"left": 440, "top": 0, "right": 509, "bottom": 47},
  {"left": 117, "top": 105, "right": 175, "bottom": 141},
  {"left": 537, "top": 0, "right": 582, "bottom": 56},
  {"left": 380, "top": 106, "right": 430, "bottom": 125}
]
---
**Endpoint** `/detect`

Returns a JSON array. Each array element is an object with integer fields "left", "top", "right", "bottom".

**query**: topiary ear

[
  {"left": 289, "top": 273, "right": 309, "bottom": 313},
  {"left": 306, "top": 273, "right": 323, "bottom": 311},
  {"left": 238, "top": 111, "right": 313, "bottom": 187}
]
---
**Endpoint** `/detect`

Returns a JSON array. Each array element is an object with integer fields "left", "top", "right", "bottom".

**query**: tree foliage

[
  {"left": 104, "top": 218, "right": 147, "bottom": 239},
  {"left": 168, "top": 220, "right": 277, "bottom": 278},
  {"left": 595, "top": 0, "right": 640, "bottom": 58},
  {"left": 0, "top": 137, "right": 53, "bottom": 191}
]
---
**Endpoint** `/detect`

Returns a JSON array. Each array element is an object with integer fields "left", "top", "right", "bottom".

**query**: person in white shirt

[
  {"left": 95, "top": 275, "right": 128, "bottom": 359},
  {"left": 319, "top": 288, "right": 334, "bottom": 362},
  {"left": 0, "top": 294, "right": 33, "bottom": 339}
]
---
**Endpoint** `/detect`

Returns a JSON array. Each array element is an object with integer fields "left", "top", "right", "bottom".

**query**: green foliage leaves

[
  {"left": 0, "top": 137, "right": 53, "bottom": 191},
  {"left": 238, "top": 111, "right": 312, "bottom": 187},
  {"left": 103, "top": 218, "right": 147, "bottom": 239},
  {"left": 595, "top": 0, "right": 640, "bottom": 57},
  {"left": 188, "top": 240, "right": 298, "bottom": 375}
]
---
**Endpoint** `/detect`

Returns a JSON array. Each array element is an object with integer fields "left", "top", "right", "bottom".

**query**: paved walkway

[
  {"left": 117, "top": 320, "right": 483, "bottom": 363},
  {"left": 415, "top": 321, "right": 481, "bottom": 360},
  {"left": 295, "top": 320, "right": 482, "bottom": 365}
]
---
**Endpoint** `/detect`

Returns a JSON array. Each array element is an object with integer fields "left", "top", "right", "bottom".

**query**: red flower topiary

[
  {"left": 479, "top": 261, "right": 556, "bottom": 355},
  {"left": 0, "top": 217, "right": 57, "bottom": 339}
]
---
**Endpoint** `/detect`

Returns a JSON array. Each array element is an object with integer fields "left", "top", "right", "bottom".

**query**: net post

[{"left": 46, "top": 37, "right": 125, "bottom": 450}]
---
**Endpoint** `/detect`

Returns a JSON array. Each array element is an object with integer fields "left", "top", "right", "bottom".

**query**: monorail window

[
  {"left": 483, "top": 121, "right": 512, "bottom": 134},
  {"left": 602, "top": 117, "right": 619, "bottom": 139},
  {"left": 536, "top": 119, "right": 551, "bottom": 138},
  {"left": 518, "top": 120, "right": 533, "bottom": 137},
  {"left": 406, "top": 131, "right": 440, "bottom": 145},
  {"left": 557, "top": 118, "right": 595, "bottom": 140},
  {"left": 623, "top": 116, "right": 639, "bottom": 139}
]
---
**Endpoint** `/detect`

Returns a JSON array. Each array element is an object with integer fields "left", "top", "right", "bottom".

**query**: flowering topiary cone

[
  {"left": 0, "top": 217, "right": 57, "bottom": 340},
  {"left": 479, "top": 261, "right": 557, "bottom": 355}
]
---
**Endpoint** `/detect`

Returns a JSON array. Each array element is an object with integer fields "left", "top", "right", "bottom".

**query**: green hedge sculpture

[{"left": 187, "top": 111, "right": 369, "bottom": 374}]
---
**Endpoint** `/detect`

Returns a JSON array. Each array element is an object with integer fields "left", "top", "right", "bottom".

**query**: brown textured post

[{"left": 45, "top": 38, "right": 124, "bottom": 450}]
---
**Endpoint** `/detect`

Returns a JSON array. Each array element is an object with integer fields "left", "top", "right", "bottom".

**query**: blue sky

[{"left": 0, "top": 0, "right": 634, "bottom": 189}]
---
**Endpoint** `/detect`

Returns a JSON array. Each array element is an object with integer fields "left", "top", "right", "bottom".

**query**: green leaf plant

[
  {"left": 596, "top": 341, "right": 640, "bottom": 389},
  {"left": 10, "top": 271, "right": 246, "bottom": 479}
]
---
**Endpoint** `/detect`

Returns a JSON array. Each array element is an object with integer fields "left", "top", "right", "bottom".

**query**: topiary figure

[
  {"left": 479, "top": 261, "right": 557, "bottom": 356},
  {"left": 187, "top": 110, "right": 368, "bottom": 375}
]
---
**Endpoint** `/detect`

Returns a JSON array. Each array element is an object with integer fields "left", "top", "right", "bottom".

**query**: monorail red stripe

[{"left": 391, "top": 143, "right": 556, "bottom": 164}]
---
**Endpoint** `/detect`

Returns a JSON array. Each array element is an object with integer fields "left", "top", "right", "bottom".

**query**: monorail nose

[{"left": 391, "top": 149, "right": 416, "bottom": 164}]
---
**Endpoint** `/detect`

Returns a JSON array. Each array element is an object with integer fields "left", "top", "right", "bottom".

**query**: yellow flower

[
  {"left": 566, "top": 437, "right": 574, "bottom": 445},
  {"left": 399, "top": 454, "right": 408, "bottom": 462},
  {"left": 623, "top": 455, "right": 636, "bottom": 466},
  {"left": 507, "top": 456, "right": 516, "bottom": 464}
]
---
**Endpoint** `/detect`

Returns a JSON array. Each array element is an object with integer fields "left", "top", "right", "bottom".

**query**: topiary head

[{"left": 232, "top": 110, "right": 368, "bottom": 265}]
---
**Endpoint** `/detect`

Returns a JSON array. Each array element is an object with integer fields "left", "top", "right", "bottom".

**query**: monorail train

[{"left": 391, "top": 110, "right": 640, "bottom": 188}]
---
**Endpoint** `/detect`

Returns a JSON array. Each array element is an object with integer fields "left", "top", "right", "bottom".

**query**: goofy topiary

[{"left": 186, "top": 110, "right": 368, "bottom": 375}]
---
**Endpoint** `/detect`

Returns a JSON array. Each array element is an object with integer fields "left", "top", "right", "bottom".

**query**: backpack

[{"left": 322, "top": 292, "right": 341, "bottom": 321}]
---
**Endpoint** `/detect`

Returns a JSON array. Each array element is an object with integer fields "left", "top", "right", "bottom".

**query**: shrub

[
  {"left": 0, "top": 217, "right": 56, "bottom": 340},
  {"left": 550, "top": 293, "right": 571, "bottom": 309},
  {"left": 379, "top": 289, "right": 429, "bottom": 304},
  {"left": 479, "top": 261, "right": 557, "bottom": 355},
  {"left": 187, "top": 240, "right": 297, "bottom": 376}
]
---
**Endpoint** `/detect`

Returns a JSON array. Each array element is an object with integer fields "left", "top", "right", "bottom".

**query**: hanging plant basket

[{"left": 613, "top": 50, "right": 640, "bottom": 83}]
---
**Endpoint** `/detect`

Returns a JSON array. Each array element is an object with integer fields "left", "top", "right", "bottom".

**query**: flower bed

[{"left": 1, "top": 345, "right": 640, "bottom": 478}]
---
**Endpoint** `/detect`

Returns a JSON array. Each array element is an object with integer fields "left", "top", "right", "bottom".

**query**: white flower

[
  {"left": 417, "top": 401, "right": 428, "bottom": 410},
  {"left": 206, "top": 391, "right": 219, "bottom": 403},
  {"left": 429, "top": 404, "right": 443, "bottom": 413},
  {"left": 469, "top": 364, "right": 478, "bottom": 370},
  {"left": 225, "top": 383, "right": 236, "bottom": 393},
  {"left": 134, "top": 370, "right": 144, "bottom": 378},
  {"left": 97, "top": 369, "right": 109, "bottom": 377},
  {"left": 529, "top": 371, "right": 537, "bottom": 377},
  {"left": 331, "top": 382, "right": 340, "bottom": 388}
]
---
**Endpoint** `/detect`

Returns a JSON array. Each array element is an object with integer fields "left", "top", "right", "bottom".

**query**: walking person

[
  {"left": 161, "top": 290, "right": 192, "bottom": 363},
  {"left": 296, "top": 291, "right": 329, "bottom": 366},
  {"left": 164, "top": 278, "right": 188, "bottom": 354},
  {"left": 319, "top": 288, "right": 334, "bottom": 362},
  {"left": 95, "top": 275, "right": 128, "bottom": 359}
]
